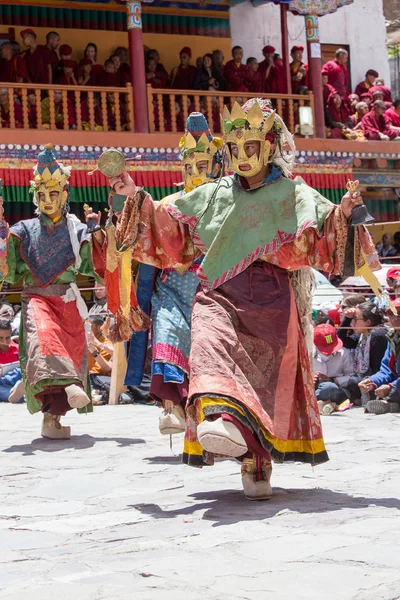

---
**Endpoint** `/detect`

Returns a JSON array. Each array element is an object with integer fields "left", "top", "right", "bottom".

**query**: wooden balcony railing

[
  {"left": 146, "top": 84, "right": 315, "bottom": 136},
  {"left": 0, "top": 82, "right": 134, "bottom": 132}
]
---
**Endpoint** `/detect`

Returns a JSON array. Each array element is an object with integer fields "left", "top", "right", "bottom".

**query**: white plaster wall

[{"left": 229, "top": 0, "right": 389, "bottom": 88}]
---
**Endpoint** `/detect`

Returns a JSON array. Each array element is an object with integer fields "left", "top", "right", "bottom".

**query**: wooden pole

[
  {"left": 305, "top": 14, "right": 325, "bottom": 138},
  {"left": 127, "top": 0, "right": 149, "bottom": 133},
  {"left": 280, "top": 3, "right": 291, "bottom": 94},
  {"left": 109, "top": 342, "right": 127, "bottom": 405}
]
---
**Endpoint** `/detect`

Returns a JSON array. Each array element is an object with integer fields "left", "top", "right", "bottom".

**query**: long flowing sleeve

[
  {"left": 116, "top": 189, "right": 197, "bottom": 270},
  {"left": 1, "top": 232, "right": 27, "bottom": 285}
]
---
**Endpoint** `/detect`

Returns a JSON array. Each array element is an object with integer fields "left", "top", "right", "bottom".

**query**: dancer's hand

[
  {"left": 109, "top": 171, "right": 136, "bottom": 197},
  {"left": 84, "top": 206, "right": 101, "bottom": 227},
  {"left": 340, "top": 180, "right": 363, "bottom": 220}
]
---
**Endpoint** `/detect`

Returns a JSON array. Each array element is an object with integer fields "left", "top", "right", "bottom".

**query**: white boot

[
  {"left": 41, "top": 414, "right": 71, "bottom": 440},
  {"left": 241, "top": 457, "right": 272, "bottom": 501},
  {"left": 65, "top": 384, "right": 91, "bottom": 409},
  {"left": 159, "top": 400, "right": 186, "bottom": 435},
  {"left": 197, "top": 417, "right": 247, "bottom": 457}
]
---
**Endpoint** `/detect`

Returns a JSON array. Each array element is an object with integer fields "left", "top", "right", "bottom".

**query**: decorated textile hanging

[{"left": 229, "top": 0, "right": 353, "bottom": 16}]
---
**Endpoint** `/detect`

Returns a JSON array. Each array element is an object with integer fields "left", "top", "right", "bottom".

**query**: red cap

[
  {"left": 263, "top": 45, "right": 275, "bottom": 54},
  {"left": 180, "top": 46, "right": 192, "bottom": 58},
  {"left": 291, "top": 45, "right": 304, "bottom": 53},
  {"left": 61, "top": 59, "right": 75, "bottom": 69},
  {"left": 386, "top": 268, "right": 400, "bottom": 283},
  {"left": 387, "top": 298, "right": 400, "bottom": 314},
  {"left": 80, "top": 57, "right": 92, "bottom": 66},
  {"left": 314, "top": 324, "right": 343, "bottom": 355},
  {"left": 60, "top": 44, "right": 72, "bottom": 56},
  {"left": 20, "top": 29, "right": 36, "bottom": 39}
]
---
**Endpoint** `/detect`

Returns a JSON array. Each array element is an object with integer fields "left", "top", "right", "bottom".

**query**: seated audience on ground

[
  {"left": 325, "top": 91, "right": 351, "bottom": 138},
  {"left": 347, "top": 101, "right": 369, "bottom": 128},
  {"left": 348, "top": 93, "right": 359, "bottom": 112},
  {"left": 0, "top": 41, "right": 29, "bottom": 83},
  {"left": 224, "top": 45, "right": 251, "bottom": 92},
  {"left": 0, "top": 87, "right": 23, "bottom": 128},
  {"left": 370, "top": 78, "right": 392, "bottom": 103},
  {"left": 337, "top": 302, "right": 387, "bottom": 405},
  {"left": 212, "top": 49, "right": 225, "bottom": 76},
  {"left": 194, "top": 53, "right": 225, "bottom": 91},
  {"left": 376, "top": 233, "right": 398, "bottom": 259},
  {"left": 41, "top": 89, "right": 76, "bottom": 130},
  {"left": 290, "top": 45, "right": 308, "bottom": 93},
  {"left": 358, "top": 300, "right": 400, "bottom": 415},
  {"left": 168, "top": 47, "right": 197, "bottom": 90},
  {"left": 321, "top": 48, "right": 349, "bottom": 99},
  {"left": 385, "top": 99, "right": 400, "bottom": 130},
  {"left": 247, "top": 57, "right": 262, "bottom": 93},
  {"left": 322, "top": 73, "right": 336, "bottom": 105},
  {"left": 313, "top": 323, "right": 354, "bottom": 414},
  {"left": 355, "top": 69, "right": 378, "bottom": 98},
  {"left": 88, "top": 282, "right": 109, "bottom": 317},
  {"left": 20, "top": 28, "right": 54, "bottom": 84},
  {"left": 0, "top": 318, "right": 24, "bottom": 404},
  {"left": 258, "top": 45, "right": 285, "bottom": 93},
  {"left": 361, "top": 100, "right": 399, "bottom": 140},
  {"left": 371, "top": 89, "right": 385, "bottom": 104},
  {"left": 87, "top": 315, "right": 112, "bottom": 405}
]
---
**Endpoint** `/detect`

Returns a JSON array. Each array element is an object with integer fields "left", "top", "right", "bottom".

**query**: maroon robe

[
  {"left": 354, "top": 80, "right": 372, "bottom": 98},
  {"left": 323, "top": 82, "right": 336, "bottom": 105},
  {"left": 80, "top": 100, "right": 102, "bottom": 126},
  {"left": 28, "top": 104, "right": 37, "bottom": 128},
  {"left": 385, "top": 107, "right": 400, "bottom": 128},
  {"left": 0, "top": 102, "right": 23, "bottom": 128},
  {"left": 23, "top": 45, "right": 53, "bottom": 84},
  {"left": 248, "top": 69, "right": 263, "bottom": 93},
  {"left": 258, "top": 60, "right": 285, "bottom": 93},
  {"left": 168, "top": 65, "right": 197, "bottom": 90},
  {"left": 97, "top": 71, "right": 120, "bottom": 87},
  {"left": 224, "top": 60, "right": 251, "bottom": 92},
  {"left": 290, "top": 61, "right": 309, "bottom": 93},
  {"left": 370, "top": 85, "right": 393, "bottom": 103},
  {"left": 360, "top": 110, "right": 397, "bottom": 140},
  {"left": 118, "top": 64, "right": 131, "bottom": 87},
  {"left": 325, "top": 93, "right": 351, "bottom": 138},
  {"left": 0, "top": 55, "right": 29, "bottom": 83},
  {"left": 321, "top": 60, "right": 349, "bottom": 98},
  {"left": 106, "top": 100, "right": 127, "bottom": 130}
]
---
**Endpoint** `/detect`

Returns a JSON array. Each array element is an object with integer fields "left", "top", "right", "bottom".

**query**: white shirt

[{"left": 312, "top": 346, "right": 354, "bottom": 386}]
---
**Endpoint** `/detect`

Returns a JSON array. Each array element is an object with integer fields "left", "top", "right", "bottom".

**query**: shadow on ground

[
  {"left": 130, "top": 487, "right": 400, "bottom": 527},
  {"left": 2, "top": 435, "right": 145, "bottom": 456}
]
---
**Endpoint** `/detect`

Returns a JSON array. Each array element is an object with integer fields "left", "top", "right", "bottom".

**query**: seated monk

[
  {"left": 41, "top": 89, "right": 76, "bottom": 130},
  {"left": 106, "top": 92, "right": 127, "bottom": 131},
  {"left": 0, "top": 42, "right": 29, "bottom": 83},
  {"left": 385, "top": 99, "right": 400, "bottom": 131},
  {"left": 361, "top": 100, "right": 398, "bottom": 140},
  {"left": 0, "top": 87, "right": 23, "bottom": 128},
  {"left": 370, "top": 79, "right": 392, "bottom": 104},
  {"left": 348, "top": 93, "right": 359, "bottom": 113},
  {"left": 27, "top": 89, "right": 37, "bottom": 128},
  {"left": 355, "top": 69, "right": 378, "bottom": 98},
  {"left": 80, "top": 96, "right": 103, "bottom": 131},
  {"left": 325, "top": 91, "right": 351, "bottom": 138},
  {"left": 360, "top": 91, "right": 373, "bottom": 109},
  {"left": 97, "top": 59, "right": 119, "bottom": 87},
  {"left": 347, "top": 101, "right": 369, "bottom": 128}
]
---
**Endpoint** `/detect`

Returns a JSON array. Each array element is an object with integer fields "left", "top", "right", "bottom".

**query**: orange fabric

[{"left": 88, "top": 334, "right": 111, "bottom": 375}]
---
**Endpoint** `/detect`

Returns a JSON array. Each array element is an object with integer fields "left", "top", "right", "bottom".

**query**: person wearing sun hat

[
  {"left": 109, "top": 98, "right": 380, "bottom": 501},
  {"left": 313, "top": 323, "right": 353, "bottom": 415},
  {"left": 0, "top": 145, "right": 105, "bottom": 440}
]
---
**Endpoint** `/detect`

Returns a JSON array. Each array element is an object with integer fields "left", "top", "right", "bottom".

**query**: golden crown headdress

[
  {"left": 221, "top": 101, "right": 277, "bottom": 144},
  {"left": 29, "top": 144, "right": 71, "bottom": 195}
]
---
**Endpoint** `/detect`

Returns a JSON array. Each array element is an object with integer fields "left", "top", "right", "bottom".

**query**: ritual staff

[
  {"left": 385, "top": 99, "right": 400, "bottom": 129},
  {"left": 361, "top": 100, "right": 398, "bottom": 141},
  {"left": 151, "top": 113, "right": 223, "bottom": 435},
  {"left": 169, "top": 47, "right": 197, "bottom": 90},
  {"left": 258, "top": 45, "right": 285, "bottom": 93},
  {"left": 0, "top": 42, "right": 29, "bottom": 83},
  {"left": 290, "top": 45, "right": 308, "bottom": 93},
  {"left": 110, "top": 98, "right": 379, "bottom": 500},
  {"left": 355, "top": 69, "right": 378, "bottom": 98},
  {"left": 224, "top": 46, "right": 251, "bottom": 92},
  {"left": 20, "top": 29, "right": 53, "bottom": 84},
  {"left": 0, "top": 145, "right": 105, "bottom": 440},
  {"left": 321, "top": 48, "right": 349, "bottom": 99}
]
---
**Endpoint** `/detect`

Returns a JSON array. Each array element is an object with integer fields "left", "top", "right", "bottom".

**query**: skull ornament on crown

[
  {"left": 222, "top": 98, "right": 296, "bottom": 179},
  {"left": 29, "top": 144, "right": 71, "bottom": 216},
  {"left": 179, "top": 112, "right": 223, "bottom": 193}
]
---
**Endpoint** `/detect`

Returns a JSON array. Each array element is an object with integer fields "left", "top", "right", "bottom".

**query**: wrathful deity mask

[
  {"left": 222, "top": 101, "right": 276, "bottom": 178},
  {"left": 180, "top": 131, "right": 223, "bottom": 193}
]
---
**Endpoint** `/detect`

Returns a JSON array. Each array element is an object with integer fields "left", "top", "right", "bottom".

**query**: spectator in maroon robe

[
  {"left": 41, "top": 89, "right": 76, "bottom": 130},
  {"left": 80, "top": 43, "right": 104, "bottom": 84},
  {"left": 77, "top": 58, "right": 95, "bottom": 86},
  {"left": 45, "top": 31, "right": 60, "bottom": 83},
  {"left": 168, "top": 47, "right": 197, "bottom": 90},
  {"left": 321, "top": 48, "right": 349, "bottom": 99},
  {"left": 80, "top": 95, "right": 103, "bottom": 130},
  {"left": 348, "top": 93, "right": 359, "bottom": 112},
  {"left": 27, "top": 89, "right": 37, "bottom": 128},
  {"left": 385, "top": 99, "right": 400, "bottom": 129},
  {"left": 258, "top": 45, "right": 285, "bottom": 93},
  {"left": 0, "top": 87, "right": 23, "bottom": 128},
  {"left": 290, "top": 45, "right": 308, "bottom": 93},
  {"left": 322, "top": 73, "right": 336, "bottom": 106},
  {"left": 55, "top": 45, "right": 77, "bottom": 82},
  {"left": 20, "top": 29, "right": 53, "bottom": 84},
  {"left": 247, "top": 57, "right": 262, "bottom": 93},
  {"left": 146, "top": 57, "right": 168, "bottom": 89},
  {"left": 55, "top": 60, "right": 78, "bottom": 86},
  {"left": 370, "top": 80, "right": 393, "bottom": 104},
  {"left": 355, "top": 69, "right": 378, "bottom": 98},
  {"left": 106, "top": 91, "right": 127, "bottom": 130},
  {"left": 347, "top": 101, "right": 369, "bottom": 128},
  {"left": 114, "top": 47, "right": 130, "bottom": 86},
  {"left": 97, "top": 60, "right": 119, "bottom": 87},
  {"left": 360, "top": 91, "right": 373, "bottom": 109},
  {"left": 324, "top": 91, "right": 351, "bottom": 139},
  {"left": 0, "top": 42, "right": 29, "bottom": 83},
  {"left": 147, "top": 49, "right": 168, "bottom": 88},
  {"left": 212, "top": 49, "right": 225, "bottom": 77},
  {"left": 224, "top": 46, "right": 251, "bottom": 92},
  {"left": 361, "top": 100, "right": 398, "bottom": 140}
]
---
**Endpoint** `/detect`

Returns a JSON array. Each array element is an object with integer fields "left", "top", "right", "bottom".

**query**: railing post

[
  {"left": 146, "top": 84, "right": 154, "bottom": 133},
  {"left": 62, "top": 90, "right": 69, "bottom": 131},
  {"left": 127, "top": 83, "right": 135, "bottom": 132},
  {"left": 21, "top": 88, "right": 29, "bottom": 129},
  {"left": 75, "top": 90, "right": 82, "bottom": 131},
  {"left": 8, "top": 88, "right": 15, "bottom": 129}
]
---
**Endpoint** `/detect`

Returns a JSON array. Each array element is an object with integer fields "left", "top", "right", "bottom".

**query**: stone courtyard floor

[{"left": 1, "top": 404, "right": 399, "bottom": 600}]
